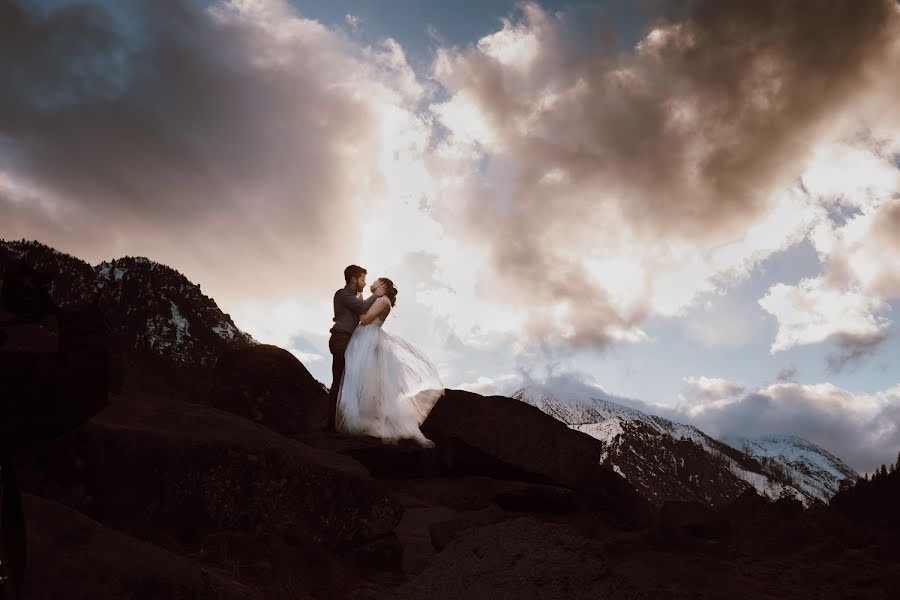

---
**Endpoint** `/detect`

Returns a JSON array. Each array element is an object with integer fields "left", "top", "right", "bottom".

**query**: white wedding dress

[{"left": 336, "top": 315, "right": 444, "bottom": 446}]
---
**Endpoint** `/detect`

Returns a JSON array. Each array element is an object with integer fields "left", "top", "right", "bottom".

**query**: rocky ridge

[
  {"left": 511, "top": 385, "right": 856, "bottom": 508},
  {"left": 1, "top": 239, "right": 254, "bottom": 369}
]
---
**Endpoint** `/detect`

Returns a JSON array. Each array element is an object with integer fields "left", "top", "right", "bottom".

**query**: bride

[{"left": 335, "top": 277, "right": 445, "bottom": 447}]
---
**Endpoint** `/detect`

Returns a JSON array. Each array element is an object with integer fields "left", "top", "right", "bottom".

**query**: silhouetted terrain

[{"left": 2, "top": 239, "right": 898, "bottom": 599}]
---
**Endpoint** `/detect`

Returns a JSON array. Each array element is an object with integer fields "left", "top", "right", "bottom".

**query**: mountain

[
  {"left": 511, "top": 385, "right": 850, "bottom": 508},
  {"left": 722, "top": 433, "right": 860, "bottom": 504},
  {"left": 1, "top": 238, "right": 329, "bottom": 434},
  {"left": 4, "top": 238, "right": 897, "bottom": 598},
  {"left": 1, "top": 239, "right": 255, "bottom": 368}
]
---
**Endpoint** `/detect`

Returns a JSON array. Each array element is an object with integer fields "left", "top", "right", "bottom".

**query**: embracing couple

[{"left": 327, "top": 264, "right": 444, "bottom": 447}]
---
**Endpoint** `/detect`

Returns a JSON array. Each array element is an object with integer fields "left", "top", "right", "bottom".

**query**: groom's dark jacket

[{"left": 330, "top": 286, "right": 379, "bottom": 335}]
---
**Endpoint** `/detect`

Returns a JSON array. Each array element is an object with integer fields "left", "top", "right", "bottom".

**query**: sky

[{"left": 2, "top": 0, "right": 900, "bottom": 475}]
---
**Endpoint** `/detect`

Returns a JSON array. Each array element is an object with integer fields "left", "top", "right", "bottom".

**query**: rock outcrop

[
  {"left": 208, "top": 343, "right": 329, "bottom": 435},
  {"left": 421, "top": 389, "right": 654, "bottom": 529}
]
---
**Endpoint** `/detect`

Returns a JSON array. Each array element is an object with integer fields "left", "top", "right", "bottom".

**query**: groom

[{"left": 327, "top": 264, "right": 385, "bottom": 432}]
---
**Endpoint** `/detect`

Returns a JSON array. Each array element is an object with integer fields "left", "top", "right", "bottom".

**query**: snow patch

[
  {"left": 576, "top": 419, "right": 624, "bottom": 443},
  {"left": 723, "top": 434, "right": 858, "bottom": 504},
  {"left": 212, "top": 322, "right": 236, "bottom": 340},
  {"left": 727, "top": 461, "right": 805, "bottom": 505},
  {"left": 96, "top": 261, "right": 127, "bottom": 282},
  {"left": 169, "top": 301, "right": 190, "bottom": 343}
]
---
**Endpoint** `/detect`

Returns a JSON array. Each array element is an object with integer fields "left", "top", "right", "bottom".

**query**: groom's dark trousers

[
  {"left": 327, "top": 331, "right": 352, "bottom": 431},
  {"left": 328, "top": 285, "right": 379, "bottom": 431}
]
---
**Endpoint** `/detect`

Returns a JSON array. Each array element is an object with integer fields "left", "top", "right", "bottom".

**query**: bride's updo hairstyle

[{"left": 379, "top": 277, "right": 398, "bottom": 307}]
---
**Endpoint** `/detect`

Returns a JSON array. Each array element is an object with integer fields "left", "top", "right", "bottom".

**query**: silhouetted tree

[{"left": 880, "top": 464, "right": 888, "bottom": 478}]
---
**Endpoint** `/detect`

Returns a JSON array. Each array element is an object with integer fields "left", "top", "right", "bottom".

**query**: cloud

[
  {"left": 345, "top": 13, "right": 361, "bottom": 31},
  {"left": 759, "top": 277, "right": 891, "bottom": 352},
  {"left": 285, "top": 332, "right": 326, "bottom": 365},
  {"left": 678, "top": 375, "right": 745, "bottom": 408},
  {"left": 0, "top": 0, "right": 428, "bottom": 310},
  {"left": 775, "top": 365, "right": 798, "bottom": 382},
  {"left": 676, "top": 378, "right": 900, "bottom": 475},
  {"left": 826, "top": 331, "right": 890, "bottom": 374},
  {"left": 426, "top": 0, "right": 900, "bottom": 356},
  {"left": 517, "top": 369, "right": 667, "bottom": 416},
  {"left": 456, "top": 373, "right": 520, "bottom": 396},
  {"left": 759, "top": 196, "right": 900, "bottom": 361}
]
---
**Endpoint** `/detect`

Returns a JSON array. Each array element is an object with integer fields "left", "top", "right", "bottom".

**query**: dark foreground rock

[
  {"left": 20, "top": 422, "right": 402, "bottom": 550},
  {"left": 22, "top": 494, "right": 260, "bottom": 600}
]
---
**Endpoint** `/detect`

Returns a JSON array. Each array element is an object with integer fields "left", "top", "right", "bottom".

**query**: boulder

[
  {"left": 208, "top": 344, "right": 329, "bottom": 435},
  {"left": 420, "top": 389, "right": 653, "bottom": 528}
]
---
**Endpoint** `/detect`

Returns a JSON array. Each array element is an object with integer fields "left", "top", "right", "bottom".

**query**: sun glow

[{"left": 584, "top": 256, "right": 646, "bottom": 312}]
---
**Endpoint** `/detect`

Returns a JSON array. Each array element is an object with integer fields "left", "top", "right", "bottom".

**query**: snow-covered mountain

[
  {"left": 721, "top": 434, "right": 860, "bottom": 505},
  {"left": 1, "top": 239, "right": 255, "bottom": 368},
  {"left": 511, "top": 385, "right": 855, "bottom": 508}
]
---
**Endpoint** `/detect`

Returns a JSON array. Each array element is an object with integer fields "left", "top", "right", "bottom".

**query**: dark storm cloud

[
  {"left": 442, "top": 0, "right": 897, "bottom": 240},
  {"left": 0, "top": 0, "right": 407, "bottom": 300},
  {"left": 432, "top": 0, "right": 900, "bottom": 352},
  {"left": 2, "top": 0, "right": 258, "bottom": 218}
]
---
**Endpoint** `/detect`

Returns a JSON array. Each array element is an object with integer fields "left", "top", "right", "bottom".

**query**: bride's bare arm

[{"left": 359, "top": 297, "right": 391, "bottom": 325}]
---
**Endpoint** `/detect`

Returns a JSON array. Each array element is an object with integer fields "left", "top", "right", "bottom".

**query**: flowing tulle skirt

[{"left": 336, "top": 320, "right": 444, "bottom": 445}]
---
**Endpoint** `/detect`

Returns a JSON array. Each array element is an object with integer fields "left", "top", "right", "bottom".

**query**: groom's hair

[{"left": 344, "top": 264, "right": 366, "bottom": 283}]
